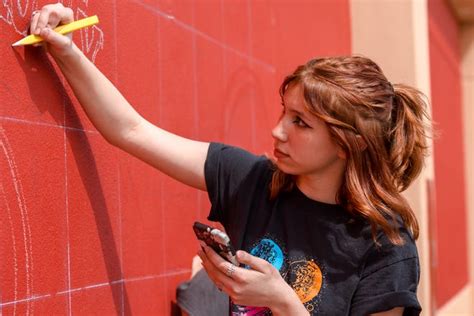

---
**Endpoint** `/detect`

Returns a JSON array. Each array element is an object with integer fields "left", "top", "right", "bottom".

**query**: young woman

[{"left": 30, "top": 3, "right": 430, "bottom": 315}]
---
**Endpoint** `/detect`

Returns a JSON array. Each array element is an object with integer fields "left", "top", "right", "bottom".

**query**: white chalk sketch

[
  {"left": 1, "top": 0, "right": 104, "bottom": 62},
  {"left": 0, "top": 181, "right": 19, "bottom": 316},
  {"left": 0, "top": 126, "right": 33, "bottom": 315},
  {"left": 76, "top": 7, "right": 104, "bottom": 63}
]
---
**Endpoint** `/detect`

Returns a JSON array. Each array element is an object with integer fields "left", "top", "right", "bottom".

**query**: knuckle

[
  {"left": 269, "top": 269, "right": 278, "bottom": 278},
  {"left": 231, "top": 286, "right": 242, "bottom": 296},
  {"left": 233, "top": 273, "right": 244, "bottom": 284},
  {"left": 232, "top": 273, "right": 241, "bottom": 282},
  {"left": 265, "top": 261, "right": 274, "bottom": 271},
  {"left": 228, "top": 287, "right": 236, "bottom": 296},
  {"left": 219, "top": 262, "right": 228, "bottom": 270},
  {"left": 66, "top": 8, "right": 74, "bottom": 18}
]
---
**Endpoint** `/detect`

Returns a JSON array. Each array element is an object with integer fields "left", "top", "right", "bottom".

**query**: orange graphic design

[{"left": 289, "top": 259, "right": 322, "bottom": 304}]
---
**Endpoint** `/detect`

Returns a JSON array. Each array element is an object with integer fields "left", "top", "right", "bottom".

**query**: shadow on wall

[{"left": 10, "top": 47, "right": 131, "bottom": 315}]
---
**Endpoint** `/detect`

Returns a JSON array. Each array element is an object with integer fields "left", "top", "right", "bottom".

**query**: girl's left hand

[{"left": 197, "top": 245, "right": 306, "bottom": 314}]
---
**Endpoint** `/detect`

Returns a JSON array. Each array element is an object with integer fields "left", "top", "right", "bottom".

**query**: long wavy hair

[{"left": 271, "top": 56, "right": 431, "bottom": 245}]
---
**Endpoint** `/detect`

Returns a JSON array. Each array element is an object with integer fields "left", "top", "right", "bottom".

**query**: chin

[{"left": 274, "top": 161, "right": 298, "bottom": 175}]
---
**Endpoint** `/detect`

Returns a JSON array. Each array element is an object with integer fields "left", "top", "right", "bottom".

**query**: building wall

[
  {"left": 460, "top": 22, "right": 474, "bottom": 315},
  {"left": 428, "top": 0, "right": 469, "bottom": 308},
  {"left": 0, "top": 1, "right": 351, "bottom": 314},
  {"left": 351, "top": 0, "right": 474, "bottom": 314},
  {"left": 350, "top": 0, "right": 433, "bottom": 313}
]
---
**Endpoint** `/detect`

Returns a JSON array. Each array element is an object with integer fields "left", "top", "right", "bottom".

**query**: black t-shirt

[{"left": 204, "top": 143, "right": 421, "bottom": 316}]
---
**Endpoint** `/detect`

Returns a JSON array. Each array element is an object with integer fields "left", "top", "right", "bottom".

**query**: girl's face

[{"left": 271, "top": 83, "right": 346, "bottom": 180}]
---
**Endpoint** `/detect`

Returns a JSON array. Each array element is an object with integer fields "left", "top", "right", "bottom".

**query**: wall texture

[{"left": 0, "top": 0, "right": 351, "bottom": 314}]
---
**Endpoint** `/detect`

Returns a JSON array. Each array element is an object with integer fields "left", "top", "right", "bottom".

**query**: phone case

[{"left": 193, "top": 222, "right": 239, "bottom": 266}]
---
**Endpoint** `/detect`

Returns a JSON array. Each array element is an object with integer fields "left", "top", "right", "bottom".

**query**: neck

[{"left": 295, "top": 163, "right": 345, "bottom": 205}]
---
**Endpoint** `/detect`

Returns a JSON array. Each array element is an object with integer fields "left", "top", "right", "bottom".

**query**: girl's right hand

[{"left": 29, "top": 3, "right": 75, "bottom": 59}]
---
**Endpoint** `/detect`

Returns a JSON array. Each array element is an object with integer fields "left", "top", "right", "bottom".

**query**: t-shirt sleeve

[
  {"left": 350, "top": 233, "right": 422, "bottom": 316},
  {"left": 204, "top": 142, "right": 265, "bottom": 223}
]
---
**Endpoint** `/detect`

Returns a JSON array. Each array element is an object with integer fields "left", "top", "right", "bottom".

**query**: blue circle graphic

[{"left": 250, "top": 238, "right": 284, "bottom": 271}]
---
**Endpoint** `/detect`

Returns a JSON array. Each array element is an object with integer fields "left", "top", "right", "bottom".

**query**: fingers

[
  {"left": 202, "top": 246, "right": 243, "bottom": 280},
  {"left": 197, "top": 249, "right": 232, "bottom": 291},
  {"left": 30, "top": 4, "right": 74, "bottom": 35},
  {"left": 236, "top": 250, "right": 272, "bottom": 274},
  {"left": 29, "top": 11, "right": 41, "bottom": 35},
  {"left": 198, "top": 246, "right": 246, "bottom": 286},
  {"left": 39, "top": 27, "right": 72, "bottom": 48},
  {"left": 34, "top": 9, "right": 58, "bottom": 35}
]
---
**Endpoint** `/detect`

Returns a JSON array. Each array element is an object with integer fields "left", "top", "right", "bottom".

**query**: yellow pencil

[{"left": 12, "top": 15, "right": 99, "bottom": 47}]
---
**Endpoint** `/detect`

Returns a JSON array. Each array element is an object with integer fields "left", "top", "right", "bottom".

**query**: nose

[{"left": 271, "top": 119, "right": 288, "bottom": 142}]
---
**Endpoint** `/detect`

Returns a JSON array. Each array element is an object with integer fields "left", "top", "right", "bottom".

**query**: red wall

[
  {"left": 428, "top": 0, "right": 468, "bottom": 309},
  {"left": 1, "top": 0, "right": 351, "bottom": 314}
]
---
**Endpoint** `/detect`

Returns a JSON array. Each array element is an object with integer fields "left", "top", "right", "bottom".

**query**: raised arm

[{"left": 30, "top": 3, "right": 209, "bottom": 190}]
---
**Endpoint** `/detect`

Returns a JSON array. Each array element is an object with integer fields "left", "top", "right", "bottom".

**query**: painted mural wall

[{"left": 0, "top": 0, "right": 351, "bottom": 314}]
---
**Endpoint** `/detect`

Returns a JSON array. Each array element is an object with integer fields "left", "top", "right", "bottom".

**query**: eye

[{"left": 293, "top": 116, "right": 310, "bottom": 128}]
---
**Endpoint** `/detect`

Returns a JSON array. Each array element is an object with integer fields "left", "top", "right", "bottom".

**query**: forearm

[{"left": 53, "top": 43, "right": 143, "bottom": 146}]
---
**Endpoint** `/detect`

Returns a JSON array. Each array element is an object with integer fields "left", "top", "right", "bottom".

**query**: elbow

[
  {"left": 112, "top": 118, "right": 145, "bottom": 150},
  {"left": 105, "top": 118, "right": 143, "bottom": 150}
]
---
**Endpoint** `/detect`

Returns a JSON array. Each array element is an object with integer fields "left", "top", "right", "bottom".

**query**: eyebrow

[{"left": 285, "top": 105, "right": 312, "bottom": 121}]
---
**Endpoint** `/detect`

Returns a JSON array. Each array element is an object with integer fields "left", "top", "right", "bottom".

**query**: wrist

[
  {"left": 52, "top": 42, "right": 81, "bottom": 65},
  {"left": 270, "top": 287, "right": 309, "bottom": 316}
]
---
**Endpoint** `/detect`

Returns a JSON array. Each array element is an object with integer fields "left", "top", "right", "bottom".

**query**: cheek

[{"left": 304, "top": 135, "right": 340, "bottom": 161}]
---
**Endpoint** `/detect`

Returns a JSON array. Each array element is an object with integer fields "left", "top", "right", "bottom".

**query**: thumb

[
  {"left": 40, "top": 27, "right": 71, "bottom": 48},
  {"left": 236, "top": 250, "right": 272, "bottom": 273}
]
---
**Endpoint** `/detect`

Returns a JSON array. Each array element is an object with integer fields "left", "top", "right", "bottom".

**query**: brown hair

[{"left": 271, "top": 56, "right": 431, "bottom": 245}]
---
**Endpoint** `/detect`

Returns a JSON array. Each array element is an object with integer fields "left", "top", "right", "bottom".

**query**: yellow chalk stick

[{"left": 12, "top": 15, "right": 99, "bottom": 47}]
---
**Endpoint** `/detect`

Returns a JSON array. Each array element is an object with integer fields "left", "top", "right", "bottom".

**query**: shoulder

[
  {"left": 360, "top": 221, "right": 419, "bottom": 278},
  {"left": 206, "top": 142, "right": 273, "bottom": 178},
  {"left": 204, "top": 143, "right": 274, "bottom": 204},
  {"left": 350, "top": 220, "right": 421, "bottom": 315}
]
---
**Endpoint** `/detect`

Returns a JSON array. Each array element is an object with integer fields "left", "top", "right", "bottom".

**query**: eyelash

[
  {"left": 280, "top": 106, "right": 310, "bottom": 128},
  {"left": 292, "top": 116, "right": 309, "bottom": 128}
]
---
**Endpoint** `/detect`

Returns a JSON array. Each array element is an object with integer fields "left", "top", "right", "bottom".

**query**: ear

[
  {"left": 337, "top": 135, "right": 367, "bottom": 159},
  {"left": 337, "top": 148, "right": 346, "bottom": 160}
]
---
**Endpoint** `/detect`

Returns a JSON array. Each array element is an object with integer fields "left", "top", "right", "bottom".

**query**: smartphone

[{"left": 193, "top": 221, "right": 239, "bottom": 266}]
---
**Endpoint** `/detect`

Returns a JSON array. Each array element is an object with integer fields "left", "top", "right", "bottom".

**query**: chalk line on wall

[
  {"left": 0, "top": 126, "right": 34, "bottom": 315},
  {"left": 1, "top": 0, "right": 104, "bottom": 63},
  {"left": 0, "top": 181, "right": 19, "bottom": 316},
  {"left": 0, "top": 269, "right": 190, "bottom": 309}
]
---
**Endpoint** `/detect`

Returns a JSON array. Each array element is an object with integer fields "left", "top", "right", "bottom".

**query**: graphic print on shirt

[
  {"left": 230, "top": 237, "right": 324, "bottom": 315},
  {"left": 250, "top": 238, "right": 285, "bottom": 270},
  {"left": 284, "top": 259, "right": 323, "bottom": 313}
]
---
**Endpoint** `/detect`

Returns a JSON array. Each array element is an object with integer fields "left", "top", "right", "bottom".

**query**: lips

[{"left": 273, "top": 148, "right": 289, "bottom": 159}]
